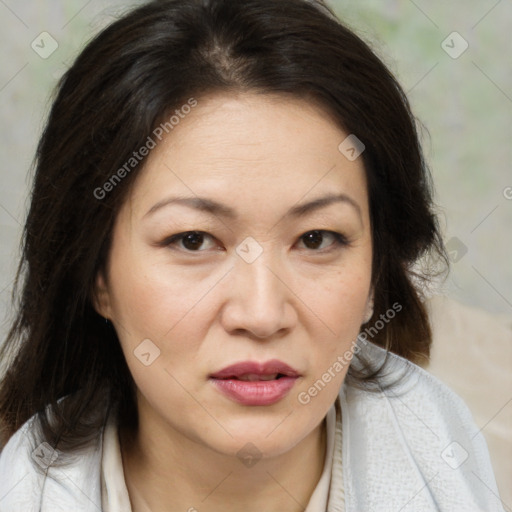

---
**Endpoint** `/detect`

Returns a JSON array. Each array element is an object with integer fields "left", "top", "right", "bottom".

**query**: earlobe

[
  {"left": 92, "top": 271, "right": 112, "bottom": 320},
  {"left": 363, "top": 289, "right": 374, "bottom": 324}
]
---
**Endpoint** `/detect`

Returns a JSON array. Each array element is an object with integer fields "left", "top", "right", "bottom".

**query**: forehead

[{"left": 124, "top": 92, "right": 369, "bottom": 222}]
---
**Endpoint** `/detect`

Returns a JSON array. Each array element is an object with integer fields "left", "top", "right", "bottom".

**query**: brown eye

[
  {"left": 165, "top": 231, "right": 217, "bottom": 251},
  {"left": 182, "top": 232, "right": 206, "bottom": 250},
  {"left": 298, "top": 230, "right": 348, "bottom": 251}
]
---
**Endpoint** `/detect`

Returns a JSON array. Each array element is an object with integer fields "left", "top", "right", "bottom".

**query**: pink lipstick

[{"left": 209, "top": 360, "right": 300, "bottom": 406}]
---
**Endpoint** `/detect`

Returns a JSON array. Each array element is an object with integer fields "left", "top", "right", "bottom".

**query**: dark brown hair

[{"left": 0, "top": 0, "right": 447, "bottom": 454}]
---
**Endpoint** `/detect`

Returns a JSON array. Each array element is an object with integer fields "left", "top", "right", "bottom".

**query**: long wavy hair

[{"left": 0, "top": 0, "right": 447, "bottom": 457}]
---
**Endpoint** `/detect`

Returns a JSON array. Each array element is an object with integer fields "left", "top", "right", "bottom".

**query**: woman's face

[{"left": 95, "top": 92, "right": 373, "bottom": 459}]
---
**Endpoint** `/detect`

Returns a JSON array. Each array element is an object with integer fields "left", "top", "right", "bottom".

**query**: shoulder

[
  {"left": 349, "top": 338, "right": 479, "bottom": 418},
  {"left": 340, "top": 340, "right": 504, "bottom": 511},
  {"left": 0, "top": 415, "right": 44, "bottom": 511},
  {"left": 0, "top": 411, "right": 104, "bottom": 512},
  {"left": 346, "top": 340, "right": 490, "bottom": 456}
]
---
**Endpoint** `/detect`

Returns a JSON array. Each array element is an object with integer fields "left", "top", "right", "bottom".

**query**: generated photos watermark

[
  {"left": 297, "top": 301, "right": 402, "bottom": 405},
  {"left": 94, "top": 98, "right": 198, "bottom": 200}
]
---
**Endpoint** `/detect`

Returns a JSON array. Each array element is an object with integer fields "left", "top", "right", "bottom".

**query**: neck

[{"left": 120, "top": 408, "right": 328, "bottom": 512}]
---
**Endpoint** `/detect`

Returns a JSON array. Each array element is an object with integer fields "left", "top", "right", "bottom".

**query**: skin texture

[{"left": 94, "top": 92, "right": 373, "bottom": 512}]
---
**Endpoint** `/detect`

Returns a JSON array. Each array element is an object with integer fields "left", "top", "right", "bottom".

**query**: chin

[{"left": 216, "top": 416, "right": 311, "bottom": 457}]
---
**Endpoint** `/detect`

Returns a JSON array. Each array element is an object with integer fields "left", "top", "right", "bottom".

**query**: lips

[
  {"left": 209, "top": 360, "right": 300, "bottom": 380},
  {"left": 235, "top": 373, "right": 279, "bottom": 381},
  {"left": 209, "top": 360, "right": 300, "bottom": 406}
]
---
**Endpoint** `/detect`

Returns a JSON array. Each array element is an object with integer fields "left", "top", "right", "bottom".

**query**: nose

[{"left": 220, "top": 248, "right": 297, "bottom": 340}]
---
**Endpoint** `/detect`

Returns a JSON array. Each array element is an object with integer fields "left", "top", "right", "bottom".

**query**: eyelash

[{"left": 161, "top": 230, "right": 350, "bottom": 254}]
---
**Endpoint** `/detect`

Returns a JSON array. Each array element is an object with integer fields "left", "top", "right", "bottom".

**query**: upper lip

[{"left": 210, "top": 359, "right": 300, "bottom": 379}]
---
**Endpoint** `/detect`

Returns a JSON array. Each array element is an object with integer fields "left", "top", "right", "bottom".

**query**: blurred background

[{"left": 0, "top": 0, "right": 510, "bottom": 506}]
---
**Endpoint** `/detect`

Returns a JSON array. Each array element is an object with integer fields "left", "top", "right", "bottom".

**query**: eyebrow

[{"left": 144, "top": 192, "right": 362, "bottom": 223}]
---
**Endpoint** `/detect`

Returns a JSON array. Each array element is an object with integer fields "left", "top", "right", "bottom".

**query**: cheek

[
  {"left": 310, "top": 267, "right": 370, "bottom": 325},
  {"left": 107, "top": 246, "right": 208, "bottom": 342},
  {"left": 291, "top": 270, "right": 370, "bottom": 411},
  {"left": 106, "top": 244, "right": 215, "bottom": 395},
  {"left": 301, "top": 267, "right": 370, "bottom": 363}
]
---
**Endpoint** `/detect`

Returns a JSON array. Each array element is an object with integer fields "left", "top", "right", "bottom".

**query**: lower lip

[{"left": 210, "top": 377, "right": 298, "bottom": 405}]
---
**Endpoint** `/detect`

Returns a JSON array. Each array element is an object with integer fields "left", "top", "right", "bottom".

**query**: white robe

[{"left": 0, "top": 340, "right": 505, "bottom": 511}]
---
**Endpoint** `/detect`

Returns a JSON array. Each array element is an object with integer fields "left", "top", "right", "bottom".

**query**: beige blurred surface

[{"left": 422, "top": 294, "right": 512, "bottom": 509}]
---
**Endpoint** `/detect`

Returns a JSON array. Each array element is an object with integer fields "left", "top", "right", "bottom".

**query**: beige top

[{"left": 101, "top": 397, "right": 344, "bottom": 511}]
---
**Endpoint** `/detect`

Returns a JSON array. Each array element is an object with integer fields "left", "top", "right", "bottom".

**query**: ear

[
  {"left": 363, "top": 287, "right": 374, "bottom": 324},
  {"left": 91, "top": 270, "right": 112, "bottom": 320}
]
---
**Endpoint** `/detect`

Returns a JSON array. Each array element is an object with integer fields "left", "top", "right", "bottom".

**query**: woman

[{"left": 0, "top": 0, "right": 504, "bottom": 510}]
